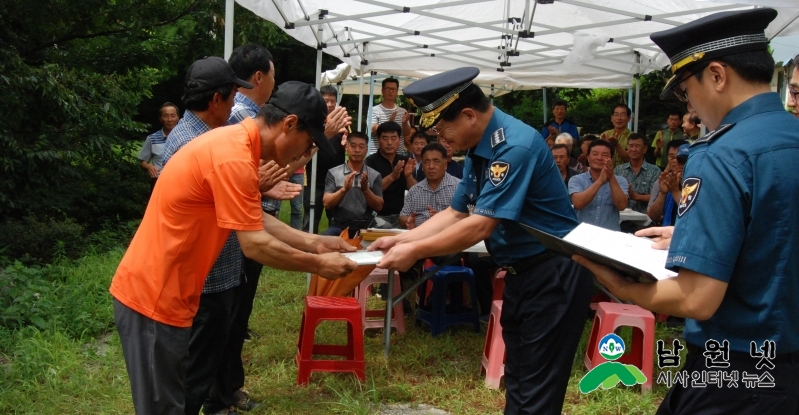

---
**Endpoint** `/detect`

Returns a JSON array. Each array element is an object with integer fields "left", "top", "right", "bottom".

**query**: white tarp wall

[{"left": 235, "top": 0, "right": 799, "bottom": 90}]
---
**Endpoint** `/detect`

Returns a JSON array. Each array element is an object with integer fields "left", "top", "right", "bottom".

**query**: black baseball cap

[
  {"left": 650, "top": 8, "right": 777, "bottom": 100},
  {"left": 184, "top": 56, "right": 253, "bottom": 94},
  {"left": 267, "top": 81, "right": 334, "bottom": 153}
]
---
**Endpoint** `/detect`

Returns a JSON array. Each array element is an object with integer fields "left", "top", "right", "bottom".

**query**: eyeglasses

[
  {"left": 789, "top": 88, "right": 799, "bottom": 103},
  {"left": 673, "top": 72, "right": 694, "bottom": 103}
]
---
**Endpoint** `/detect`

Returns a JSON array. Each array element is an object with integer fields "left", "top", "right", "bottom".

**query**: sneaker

[{"left": 234, "top": 389, "right": 261, "bottom": 411}]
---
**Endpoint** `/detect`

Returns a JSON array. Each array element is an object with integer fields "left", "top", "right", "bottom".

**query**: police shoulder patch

[
  {"left": 691, "top": 123, "right": 735, "bottom": 147},
  {"left": 677, "top": 177, "right": 701, "bottom": 217},
  {"left": 489, "top": 161, "right": 510, "bottom": 186},
  {"left": 491, "top": 128, "right": 506, "bottom": 148}
]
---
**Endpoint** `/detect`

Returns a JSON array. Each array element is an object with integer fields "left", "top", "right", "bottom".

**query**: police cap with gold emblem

[
  {"left": 651, "top": 8, "right": 777, "bottom": 100},
  {"left": 403, "top": 67, "right": 479, "bottom": 129}
]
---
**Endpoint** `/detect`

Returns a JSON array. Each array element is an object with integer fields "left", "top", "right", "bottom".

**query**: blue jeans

[{"left": 288, "top": 173, "right": 304, "bottom": 230}]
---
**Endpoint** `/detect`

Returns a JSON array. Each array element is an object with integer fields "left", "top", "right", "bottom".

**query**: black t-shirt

[
  {"left": 306, "top": 134, "right": 346, "bottom": 188},
  {"left": 365, "top": 152, "right": 409, "bottom": 216}
]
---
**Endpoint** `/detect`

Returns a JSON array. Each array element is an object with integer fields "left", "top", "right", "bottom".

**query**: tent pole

[
  {"left": 357, "top": 65, "right": 365, "bottom": 132},
  {"left": 490, "top": 84, "right": 494, "bottom": 105},
  {"left": 634, "top": 78, "right": 640, "bottom": 133},
  {"left": 542, "top": 87, "right": 547, "bottom": 125},
  {"left": 367, "top": 71, "right": 376, "bottom": 154},
  {"left": 224, "top": 0, "right": 234, "bottom": 60},
  {"left": 627, "top": 88, "right": 633, "bottom": 130},
  {"left": 308, "top": 36, "right": 323, "bottom": 288}
]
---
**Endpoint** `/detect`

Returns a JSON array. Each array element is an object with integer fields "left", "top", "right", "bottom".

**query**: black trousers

[
  {"left": 183, "top": 287, "right": 239, "bottom": 415},
  {"left": 500, "top": 256, "right": 593, "bottom": 415},
  {"left": 202, "top": 256, "right": 262, "bottom": 413},
  {"left": 114, "top": 298, "right": 191, "bottom": 415},
  {"left": 656, "top": 346, "right": 799, "bottom": 415}
]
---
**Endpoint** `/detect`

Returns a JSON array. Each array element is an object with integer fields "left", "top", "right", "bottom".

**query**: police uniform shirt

[
  {"left": 666, "top": 93, "right": 799, "bottom": 353},
  {"left": 450, "top": 108, "right": 580, "bottom": 265}
]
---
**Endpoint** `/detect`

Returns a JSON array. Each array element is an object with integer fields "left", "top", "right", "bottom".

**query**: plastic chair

[
  {"left": 415, "top": 266, "right": 480, "bottom": 337},
  {"left": 354, "top": 268, "right": 406, "bottom": 334},
  {"left": 584, "top": 302, "right": 655, "bottom": 392},
  {"left": 296, "top": 296, "right": 365, "bottom": 385}
]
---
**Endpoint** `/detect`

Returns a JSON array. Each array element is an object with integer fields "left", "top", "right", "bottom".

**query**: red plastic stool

[
  {"left": 480, "top": 299, "right": 505, "bottom": 389},
  {"left": 491, "top": 270, "right": 506, "bottom": 302},
  {"left": 296, "top": 296, "right": 365, "bottom": 386},
  {"left": 354, "top": 269, "right": 406, "bottom": 334},
  {"left": 584, "top": 302, "right": 655, "bottom": 392}
]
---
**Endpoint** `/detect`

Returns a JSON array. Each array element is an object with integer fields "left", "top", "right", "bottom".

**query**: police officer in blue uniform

[
  {"left": 371, "top": 67, "right": 593, "bottom": 414},
  {"left": 574, "top": 8, "right": 799, "bottom": 414}
]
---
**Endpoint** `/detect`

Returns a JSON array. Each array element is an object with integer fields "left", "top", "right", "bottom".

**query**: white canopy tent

[{"left": 222, "top": 0, "right": 799, "bottom": 289}]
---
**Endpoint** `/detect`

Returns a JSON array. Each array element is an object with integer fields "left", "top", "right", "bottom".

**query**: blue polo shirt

[
  {"left": 450, "top": 108, "right": 579, "bottom": 265},
  {"left": 667, "top": 93, "right": 799, "bottom": 353},
  {"left": 541, "top": 119, "right": 579, "bottom": 142},
  {"left": 568, "top": 172, "right": 629, "bottom": 231}
]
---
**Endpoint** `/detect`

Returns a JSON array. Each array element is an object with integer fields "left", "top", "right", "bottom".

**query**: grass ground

[{"left": 0, "top": 203, "right": 682, "bottom": 414}]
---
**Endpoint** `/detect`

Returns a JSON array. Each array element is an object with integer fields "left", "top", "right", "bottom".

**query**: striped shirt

[
  {"left": 370, "top": 104, "right": 407, "bottom": 155},
  {"left": 162, "top": 110, "right": 242, "bottom": 294},
  {"left": 228, "top": 92, "right": 281, "bottom": 213},
  {"left": 400, "top": 173, "right": 460, "bottom": 228},
  {"left": 138, "top": 129, "right": 168, "bottom": 176}
]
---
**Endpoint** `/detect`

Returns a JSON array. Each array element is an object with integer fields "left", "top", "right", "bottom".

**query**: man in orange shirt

[{"left": 109, "top": 81, "right": 357, "bottom": 415}]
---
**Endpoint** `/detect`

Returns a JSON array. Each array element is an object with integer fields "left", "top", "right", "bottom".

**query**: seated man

[
  {"left": 365, "top": 121, "right": 417, "bottom": 228},
  {"left": 569, "top": 139, "right": 629, "bottom": 231},
  {"left": 408, "top": 131, "right": 430, "bottom": 182},
  {"left": 399, "top": 142, "right": 494, "bottom": 317},
  {"left": 554, "top": 132, "right": 585, "bottom": 172},
  {"left": 323, "top": 132, "right": 384, "bottom": 238},
  {"left": 400, "top": 142, "right": 460, "bottom": 230},
  {"left": 551, "top": 143, "right": 579, "bottom": 189},
  {"left": 647, "top": 140, "right": 689, "bottom": 225}
]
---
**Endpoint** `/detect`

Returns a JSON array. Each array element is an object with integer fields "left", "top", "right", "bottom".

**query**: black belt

[
  {"left": 687, "top": 344, "right": 799, "bottom": 364},
  {"left": 263, "top": 209, "right": 278, "bottom": 217},
  {"left": 502, "top": 252, "right": 555, "bottom": 275}
]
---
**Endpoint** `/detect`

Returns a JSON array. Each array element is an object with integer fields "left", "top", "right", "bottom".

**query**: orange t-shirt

[{"left": 110, "top": 118, "right": 264, "bottom": 327}]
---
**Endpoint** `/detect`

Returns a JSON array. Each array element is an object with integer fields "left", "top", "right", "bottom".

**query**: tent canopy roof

[{"left": 236, "top": 0, "right": 799, "bottom": 89}]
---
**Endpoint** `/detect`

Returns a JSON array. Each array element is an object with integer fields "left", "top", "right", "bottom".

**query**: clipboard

[{"left": 520, "top": 223, "right": 671, "bottom": 283}]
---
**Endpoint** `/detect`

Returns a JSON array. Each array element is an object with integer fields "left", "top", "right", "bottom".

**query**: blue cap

[{"left": 676, "top": 144, "right": 690, "bottom": 162}]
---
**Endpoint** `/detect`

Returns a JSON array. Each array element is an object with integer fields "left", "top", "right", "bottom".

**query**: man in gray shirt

[{"left": 323, "top": 132, "right": 384, "bottom": 238}]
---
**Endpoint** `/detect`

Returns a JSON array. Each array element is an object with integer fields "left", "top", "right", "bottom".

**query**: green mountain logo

[{"left": 579, "top": 333, "right": 647, "bottom": 394}]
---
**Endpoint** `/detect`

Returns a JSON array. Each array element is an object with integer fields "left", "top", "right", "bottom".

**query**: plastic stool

[
  {"left": 354, "top": 269, "right": 406, "bottom": 334},
  {"left": 480, "top": 299, "right": 505, "bottom": 389},
  {"left": 584, "top": 302, "right": 655, "bottom": 392},
  {"left": 416, "top": 266, "right": 480, "bottom": 337},
  {"left": 296, "top": 296, "right": 365, "bottom": 385}
]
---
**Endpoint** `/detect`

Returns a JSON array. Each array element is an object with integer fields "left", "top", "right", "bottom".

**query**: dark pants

[
  {"left": 183, "top": 287, "right": 239, "bottom": 415},
  {"left": 114, "top": 298, "right": 191, "bottom": 415},
  {"left": 302, "top": 185, "right": 326, "bottom": 234},
  {"left": 656, "top": 346, "right": 799, "bottom": 415},
  {"left": 500, "top": 256, "right": 593, "bottom": 415},
  {"left": 201, "top": 256, "right": 262, "bottom": 414}
]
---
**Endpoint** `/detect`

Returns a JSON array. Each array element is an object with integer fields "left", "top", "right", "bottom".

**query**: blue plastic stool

[{"left": 416, "top": 265, "right": 481, "bottom": 337}]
